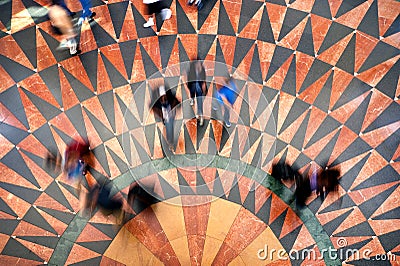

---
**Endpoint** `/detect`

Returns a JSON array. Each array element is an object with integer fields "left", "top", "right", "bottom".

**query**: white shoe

[
  {"left": 161, "top": 8, "right": 172, "bottom": 20},
  {"left": 77, "top": 17, "right": 85, "bottom": 26},
  {"left": 143, "top": 18, "right": 154, "bottom": 28},
  {"left": 200, "top": 116, "right": 204, "bottom": 126},
  {"left": 225, "top": 121, "right": 231, "bottom": 128},
  {"left": 68, "top": 38, "right": 77, "bottom": 55},
  {"left": 190, "top": 98, "right": 194, "bottom": 106},
  {"left": 56, "top": 39, "right": 69, "bottom": 50}
]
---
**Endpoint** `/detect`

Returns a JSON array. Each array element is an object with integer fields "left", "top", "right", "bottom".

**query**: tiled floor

[{"left": 0, "top": 0, "right": 399, "bottom": 265}]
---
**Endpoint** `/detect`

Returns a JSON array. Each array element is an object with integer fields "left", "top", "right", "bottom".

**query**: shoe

[
  {"left": 190, "top": 98, "right": 194, "bottom": 106},
  {"left": 200, "top": 116, "right": 204, "bottom": 126},
  {"left": 77, "top": 17, "right": 85, "bottom": 26},
  {"left": 89, "top": 12, "right": 96, "bottom": 20},
  {"left": 161, "top": 8, "right": 172, "bottom": 20},
  {"left": 188, "top": 0, "right": 194, "bottom": 5},
  {"left": 225, "top": 121, "right": 231, "bottom": 128},
  {"left": 68, "top": 38, "right": 77, "bottom": 55},
  {"left": 197, "top": 0, "right": 203, "bottom": 10},
  {"left": 56, "top": 39, "right": 69, "bottom": 50},
  {"left": 143, "top": 17, "right": 154, "bottom": 28}
]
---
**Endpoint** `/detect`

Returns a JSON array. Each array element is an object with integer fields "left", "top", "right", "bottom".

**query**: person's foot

[
  {"left": 188, "top": 0, "right": 194, "bottom": 5},
  {"left": 68, "top": 38, "right": 77, "bottom": 55},
  {"left": 89, "top": 12, "right": 96, "bottom": 20},
  {"left": 190, "top": 98, "right": 194, "bottom": 106},
  {"left": 200, "top": 116, "right": 204, "bottom": 126},
  {"left": 56, "top": 39, "right": 69, "bottom": 50},
  {"left": 77, "top": 17, "right": 85, "bottom": 26},
  {"left": 143, "top": 17, "right": 154, "bottom": 28},
  {"left": 162, "top": 8, "right": 172, "bottom": 20},
  {"left": 225, "top": 121, "right": 231, "bottom": 128}
]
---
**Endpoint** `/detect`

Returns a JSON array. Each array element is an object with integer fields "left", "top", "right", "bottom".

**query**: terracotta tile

[
  {"left": 278, "top": 108, "right": 309, "bottom": 144},
  {"left": 177, "top": 0, "right": 197, "bottom": 30},
  {"left": 257, "top": 41, "right": 275, "bottom": 81},
  {"left": 240, "top": 226, "right": 287, "bottom": 264},
  {"left": 223, "top": 0, "right": 241, "bottom": 34},
  {"left": 292, "top": 225, "right": 316, "bottom": 251},
  {"left": 198, "top": 1, "right": 219, "bottom": 35},
  {"left": 334, "top": 1, "right": 370, "bottom": 29},
  {"left": 357, "top": 55, "right": 400, "bottom": 87},
  {"left": 0, "top": 256, "right": 41, "bottom": 265},
  {"left": 100, "top": 255, "right": 128, "bottom": 266},
  {"left": 327, "top": 126, "right": 359, "bottom": 165},
  {"left": 280, "top": 207, "right": 303, "bottom": 239},
  {"left": 104, "top": 227, "right": 162, "bottom": 265},
  {"left": 140, "top": 36, "right": 162, "bottom": 71},
  {"left": 355, "top": 31, "right": 379, "bottom": 73},
  {"left": 329, "top": 68, "right": 354, "bottom": 111},
  {"left": 0, "top": 102, "right": 27, "bottom": 131},
  {"left": 187, "top": 234, "right": 206, "bottom": 265},
  {"left": 310, "top": 14, "right": 332, "bottom": 55},
  {"left": 377, "top": 0, "right": 400, "bottom": 37},
  {"left": 79, "top": 23, "right": 99, "bottom": 54},
  {"left": 36, "top": 27, "right": 58, "bottom": 72},
  {"left": 92, "top": 5, "right": 116, "bottom": 40},
  {"left": 317, "top": 32, "right": 353, "bottom": 65},
  {"left": 351, "top": 236, "right": 386, "bottom": 260},
  {"left": 381, "top": 32, "right": 400, "bottom": 49},
  {"left": 211, "top": 243, "right": 238, "bottom": 265},
  {"left": 0, "top": 135, "right": 14, "bottom": 160},
  {"left": 118, "top": 4, "right": 138, "bottom": 42},
  {"left": 265, "top": 3, "right": 286, "bottom": 42},
  {"left": 349, "top": 182, "right": 398, "bottom": 207},
  {"left": 332, "top": 206, "right": 367, "bottom": 236},
  {"left": 269, "top": 193, "right": 289, "bottom": 224},
  {"left": 59, "top": 56, "right": 95, "bottom": 92},
  {"left": 279, "top": 16, "right": 308, "bottom": 51},
  {"left": 20, "top": 151, "right": 53, "bottom": 189},
  {"left": 217, "top": 35, "right": 236, "bottom": 71},
  {"left": 361, "top": 89, "right": 392, "bottom": 132},
  {"left": 234, "top": 43, "right": 255, "bottom": 81},
  {"left": 38, "top": 208, "right": 69, "bottom": 236},
  {"left": 330, "top": 91, "right": 370, "bottom": 124},
  {"left": 0, "top": 162, "right": 39, "bottom": 192},
  {"left": 13, "top": 238, "right": 54, "bottom": 262},
  {"left": 0, "top": 65, "right": 15, "bottom": 93},
  {"left": 327, "top": 0, "right": 342, "bottom": 18},
  {"left": 277, "top": 91, "right": 296, "bottom": 133},
  {"left": 130, "top": 42, "right": 147, "bottom": 83},
  {"left": 361, "top": 120, "right": 400, "bottom": 149},
  {"left": 76, "top": 223, "right": 112, "bottom": 243},
  {"left": 296, "top": 52, "right": 315, "bottom": 92},
  {"left": 126, "top": 208, "right": 180, "bottom": 265},
  {"left": 299, "top": 70, "right": 332, "bottom": 105},
  {"left": 236, "top": 175, "right": 253, "bottom": 203},
  {"left": 10, "top": 0, "right": 35, "bottom": 34},
  {"left": 290, "top": 0, "right": 314, "bottom": 13},
  {"left": 178, "top": 34, "right": 198, "bottom": 61},
  {"left": 19, "top": 87, "right": 48, "bottom": 132},
  {"left": 19, "top": 73, "right": 60, "bottom": 108},
  {"left": 100, "top": 43, "right": 129, "bottom": 80},
  {"left": 254, "top": 185, "right": 272, "bottom": 214},
  {"left": 370, "top": 185, "right": 400, "bottom": 219},
  {"left": 201, "top": 236, "right": 223, "bottom": 265},
  {"left": 65, "top": 243, "right": 101, "bottom": 265},
  {"left": 82, "top": 97, "right": 113, "bottom": 132},
  {"left": 0, "top": 35, "right": 33, "bottom": 70},
  {"left": 238, "top": 5, "right": 263, "bottom": 40},
  {"left": 217, "top": 207, "right": 267, "bottom": 263},
  {"left": 350, "top": 150, "right": 387, "bottom": 190},
  {"left": 95, "top": 52, "right": 113, "bottom": 95},
  {"left": 158, "top": 0, "right": 178, "bottom": 36}
]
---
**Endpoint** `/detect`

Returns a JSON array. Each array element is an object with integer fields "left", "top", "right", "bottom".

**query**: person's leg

[
  {"left": 223, "top": 103, "right": 231, "bottom": 128},
  {"left": 195, "top": 83, "right": 204, "bottom": 125},
  {"left": 165, "top": 119, "right": 174, "bottom": 149},
  {"left": 144, "top": 3, "right": 155, "bottom": 27}
]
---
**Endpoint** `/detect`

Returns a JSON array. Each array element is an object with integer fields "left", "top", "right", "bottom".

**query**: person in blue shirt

[{"left": 214, "top": 76, "right": 238, "bottom": 128}]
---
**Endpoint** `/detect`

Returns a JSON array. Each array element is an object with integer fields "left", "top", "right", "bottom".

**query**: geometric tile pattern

[{"left": 0, "top": 0, "right": 399, "bottom": 264}]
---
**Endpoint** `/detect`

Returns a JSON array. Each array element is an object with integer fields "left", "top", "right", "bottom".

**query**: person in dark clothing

[
  {"left": 187, "top": 60, "right": 207, "bottom": 126},
  {"left": 63, "top": 139, "right": 90, "bottom": 180},
  {"left": 316, "top": 168, "right": 340, "bottom": 201},
  {"left": 151, "top": 84, "right": 180, "bottom": 150}
]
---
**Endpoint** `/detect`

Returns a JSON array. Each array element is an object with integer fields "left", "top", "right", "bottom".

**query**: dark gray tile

[{"left": 278, "top": 7, "right": 308, "bottom": 41}]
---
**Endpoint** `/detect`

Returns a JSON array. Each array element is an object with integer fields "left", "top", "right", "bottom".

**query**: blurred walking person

[
  {"left": 214, "top": 76, "right": 238, "bottom": 128},
  {"left": 143, "top": 0, "right": 172, "bottom": 28},
  {"left": 187, "top": 59, "right": 207, "bottom": 126},
  {"left": 150, "top": 84, "right": 180, "bottom": 150},
  {"left": 48, "top": 3, "right": 78, "bottom": 55}
]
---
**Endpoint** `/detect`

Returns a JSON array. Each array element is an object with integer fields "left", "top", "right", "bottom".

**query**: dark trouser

[
  {"left": 190, "top": 82, "right": 204, "bottom": 116},
  {"left": 165, "top": 118, "right": 174, "bottom": 144}
]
